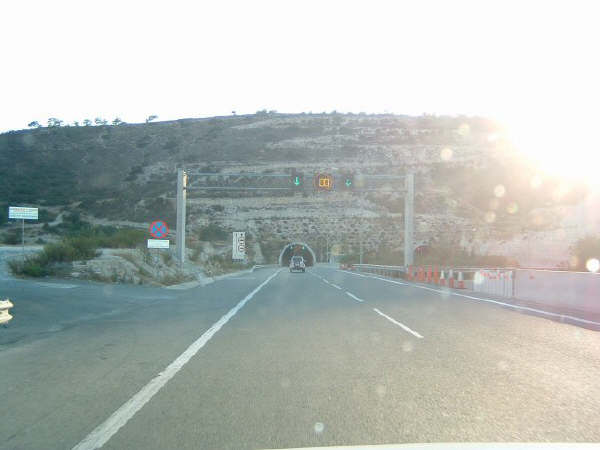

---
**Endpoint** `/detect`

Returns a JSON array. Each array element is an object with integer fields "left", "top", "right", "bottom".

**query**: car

[{"left": 289, "top": 255, "right": 306, "bottom": 273}]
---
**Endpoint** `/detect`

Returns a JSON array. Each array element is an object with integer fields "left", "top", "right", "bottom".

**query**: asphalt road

[{"left": 1, "top": 265, "right": 600, "bottom": 449}]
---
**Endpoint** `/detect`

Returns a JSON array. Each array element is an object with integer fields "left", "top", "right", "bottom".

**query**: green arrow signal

[
  {"left": 345, "top": 179, "right": 352, "bottom": 187},
  {"left": 294, "top": 176, "right": 300, "bottom": 186}
]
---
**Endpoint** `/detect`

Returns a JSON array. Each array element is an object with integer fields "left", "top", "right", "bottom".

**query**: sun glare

[{"left": 503, "top": 115, "right": 600, "bottom": 188}]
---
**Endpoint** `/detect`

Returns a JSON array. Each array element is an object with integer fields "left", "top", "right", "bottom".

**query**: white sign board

[
  {"left": 9, "top": 206, "right": 38, "bottom": 220},
  {"left": 232, "top": 232, "right": 246, "bottom": 260},
  {"left": 147, "top": 239, "right": 170, "bottom": 249}
]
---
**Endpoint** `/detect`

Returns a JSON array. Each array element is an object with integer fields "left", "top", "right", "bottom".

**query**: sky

[{"left": 1, "top": 0, "right": 599, "bottom": 178}]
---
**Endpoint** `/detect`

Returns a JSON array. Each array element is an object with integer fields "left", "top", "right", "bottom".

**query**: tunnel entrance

[{"left": 278, "top": 242, "right": 316, "bottom": 267}]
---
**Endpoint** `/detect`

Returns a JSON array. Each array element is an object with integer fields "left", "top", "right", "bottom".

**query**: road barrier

[
  {"left": 350, "top": 263, "right": 600, "bottom": 317},
  {"left": 514, "top": 269, "right": 600, "bottom": 314},
  {"left": 0, "top": 299, "right": 14, "bottom": 326}
]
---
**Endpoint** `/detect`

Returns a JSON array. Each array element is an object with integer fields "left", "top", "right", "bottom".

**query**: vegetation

[
  {"left": 197, "top": 223, "right": 229, "bottom": 242},
  {"left": 8, "top": 214, "right": 148, "bottom": 277},
  {"left": 204, "top": 251, "right": 253, "bottom": 276},
  {"left": 9, "top": 236, "right": 100, "bottom": 277},
  {"left": 2, "top": 229, "right": 21, "bottom": 245},
  {"left": 259, "top": 237, "right": 288, "bottom": 264}
]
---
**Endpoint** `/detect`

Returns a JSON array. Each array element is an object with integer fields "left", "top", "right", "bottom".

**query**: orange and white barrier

[
  {"left": 474, "top": 269, "right": 513, "bottom": 298},
  {"left": 457, "top": 272, "right": 465, "bottom": 289}
]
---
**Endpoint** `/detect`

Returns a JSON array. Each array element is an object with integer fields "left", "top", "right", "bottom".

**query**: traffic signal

[
  {"left": 291, "top": 169, "right": 303, "bottom": 190},
  {"left": 341, "top": 172, "right": 354, "bottom": 190},
  {"left": 314, "top": 173, "right": 334, "bottom": 191}
]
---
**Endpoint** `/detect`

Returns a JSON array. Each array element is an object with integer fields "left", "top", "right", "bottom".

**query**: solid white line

[
  {"left": 330, "top": 283, "right": 342, "bottom": 290},
  {"left": 373, "top": 307, "right": 423, "bottom": 339},
  {"left": 322, "top": 279, "right": 331, "bottom": 285},
  {"left": 345, "top": 291, "right": 364, "bottom": 302},
  {"left": 72, "top": 269, "right": 282, "bottom": 450},
  {"left": 340, "top": 270, "right": 600, "bottom": 327}
]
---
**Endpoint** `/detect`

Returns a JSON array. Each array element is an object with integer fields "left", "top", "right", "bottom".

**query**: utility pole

[
  {"left": 404, "top": 173, "right": 414, "bottom": 267},
  {"left": 359, "top": 238, "right": 363, "bottom": 264},
  {"left": 176, "top": 168, "right": 187, "bottom": 267},
  {"left": 21, "top": 219, "right": 25, "bottom": 265}
]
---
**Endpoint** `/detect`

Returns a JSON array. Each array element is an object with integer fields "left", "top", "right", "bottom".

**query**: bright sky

[{"left": 2, "top": 0, "right": 599, "bottom": 178}]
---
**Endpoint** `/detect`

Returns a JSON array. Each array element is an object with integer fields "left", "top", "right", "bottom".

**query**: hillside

[{"left": 0, "top": 113, "right": 591, "bottom": 267}]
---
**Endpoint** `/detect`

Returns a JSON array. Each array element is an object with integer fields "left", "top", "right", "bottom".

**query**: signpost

[
  {"left": 148, "top": 220, "right": 170, "bottom": 277},
  {"left": 8, "top": 206, "right": 38, "bottom": 264},
  {"left": 232, "top": 232, "right": 246, "bottom": 261}
]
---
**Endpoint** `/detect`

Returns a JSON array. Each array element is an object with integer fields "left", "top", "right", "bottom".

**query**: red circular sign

[{"left": 149, "top": 220, "right": 169, "bottom": 239}]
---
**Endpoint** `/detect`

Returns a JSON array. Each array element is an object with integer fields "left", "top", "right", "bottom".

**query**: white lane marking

[
  {"left": 345, "top": 291, "right": 364, "bottom": 302},
  {"left": 373, "top": 307, "right": 423, "bottom": 339},
  {"left": 340, "top": 270, "right": 600, "bottom": 327},
  {"left": 72, "top": 269, "right": 282, "bottom": 450},
  {"left": 322, "top": 279, "right": 331, "bottom": 285},
  {"left": 330, "top": 283, "right": 342, "bottom": 290}
]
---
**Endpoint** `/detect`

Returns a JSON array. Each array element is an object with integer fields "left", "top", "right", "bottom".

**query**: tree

[
  {"left": 47, "top": 117, "right": 63, "bottom": 127},
  {"left": 232, "top": 111, "right": 236, "bottom": 115},
  {"left": 146, "top": 115, "right": 158, "bottom": 123},
  {"left": 83, "top": 119, "right": 92, "bottom": 126},
  {"left": 94, "top": 117, "right": 108, "bottom": 126},
  {"left": 28, "top": 121, "right": 40, "bottom": 128},
  {"left": 112, "top": 117, "right": 124, "bottom": 126},
  {"left": 73, "top": 121, "right": 79, "bottom": 127}
]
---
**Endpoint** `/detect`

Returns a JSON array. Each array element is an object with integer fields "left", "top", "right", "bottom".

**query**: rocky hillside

[{"left": 1, "top": 113, "right": 591, "bottom": 267}]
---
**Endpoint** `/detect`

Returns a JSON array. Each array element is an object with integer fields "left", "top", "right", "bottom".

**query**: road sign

[
  {"left": 232, "top": 232, "right": 246, "bottom": 260},
  {"left": 9, "top": 206, "right": 38, "bottom": 220},
  {"left": 149, "top": 220, "right": 169, "bottom": 239},
  {"left": 147, "top": 239, "right": 170, "bottom": 249},
  {"left": 291, "top": 169, "right": 303, "bottom": 189},
  {"left": 341, "top": 172, "right": 354, "bottom": 189}
]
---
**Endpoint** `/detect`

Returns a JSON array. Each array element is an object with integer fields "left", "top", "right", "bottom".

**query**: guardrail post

[
  {"left": 0, "top": 299, "right": 14, "bottom": 326},
  {"left": 449, "top": 269, "right": 454, "bottom": 288},
  {"left": 439, "top": 270, "right": 445, "bottom": 286}
]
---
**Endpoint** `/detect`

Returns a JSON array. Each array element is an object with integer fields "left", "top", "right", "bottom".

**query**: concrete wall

[{"left": 514, "top": 269, "right": 600, "bottom": 314}]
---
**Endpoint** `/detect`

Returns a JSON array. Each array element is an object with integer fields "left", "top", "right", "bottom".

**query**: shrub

[
  {"left": 2, "top": 230, "right": 21, "bottom": 245},
  {"left": 197, "top": 223, "right": 229, "bottom": 242}
]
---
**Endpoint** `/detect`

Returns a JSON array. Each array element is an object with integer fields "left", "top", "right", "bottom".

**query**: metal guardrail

[
  {"left": 349, "top": 263, "right": 600, "bottom": 316},
  {"left": 349, "top": 264, "right": 406, "bottom": 278}
]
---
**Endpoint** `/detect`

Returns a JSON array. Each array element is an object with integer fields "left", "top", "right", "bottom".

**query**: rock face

[{"left": 71, "top": 249, "right": 199, "bottom": 285}]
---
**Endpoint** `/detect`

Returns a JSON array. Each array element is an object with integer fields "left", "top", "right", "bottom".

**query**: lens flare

[{"left": 586, "top": 258, "right": 600, "bottom": 273}]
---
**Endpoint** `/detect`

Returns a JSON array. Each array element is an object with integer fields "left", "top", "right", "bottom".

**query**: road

[{"left": 1, "top": 265, "right": 600, "bottom": 449}]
